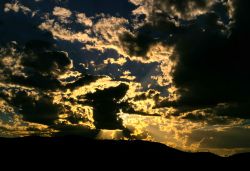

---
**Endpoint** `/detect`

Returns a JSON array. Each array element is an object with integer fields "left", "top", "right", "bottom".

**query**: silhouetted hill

[{"left": 0, "top": 136, "right": 250, "bottom": 162}]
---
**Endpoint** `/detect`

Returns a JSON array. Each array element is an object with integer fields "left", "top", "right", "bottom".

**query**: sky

[{"left": 0, "top": 0, "right": 250, "bottom": 156}]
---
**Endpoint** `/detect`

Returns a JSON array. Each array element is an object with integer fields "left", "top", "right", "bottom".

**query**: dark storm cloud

[
  {"left": 0, "top": 90, "right": 61, "bottom": 125},
  {"left": 83, "top": 83, "right": 129, "bottom": 130},
  {"left": 22, "top": 50, "right": 71, "bottom": 76},
  {"left": 171, "top": 0, "right": 250, "bottom": 108},
  {"left": 232, "top": 0, "right": 248, "bottom": 23},
  {"left": 120, "top": 0, "right": 231, "bottom": 57},
  {"left": 121, "top": 0, "right": 250, "bottom": 119},
  {"left": 119, "top": 29, "right": 155, "bottom": 57},
  {"left": 119, "top": 15, "right": 180, "bottom": 57},
  {"left": 0, "top": 41, "right": 72, "bottom": 90},
  {"left": 152, "top": 0, "right": 232, "bottom": 22},
  {"left": 209, "top": 102, "right": 250, "bottom": 119}
]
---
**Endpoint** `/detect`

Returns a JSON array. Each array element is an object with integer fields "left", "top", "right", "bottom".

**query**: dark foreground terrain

[{"left": 0, "top": 136, "right": 249, "bottom": 165}]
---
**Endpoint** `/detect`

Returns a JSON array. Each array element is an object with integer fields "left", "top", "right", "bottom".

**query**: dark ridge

[{"left": 0, "top": 136, "right": 249, "bottom": 163}]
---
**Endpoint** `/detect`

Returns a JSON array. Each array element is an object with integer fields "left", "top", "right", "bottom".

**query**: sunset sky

[{"left": 0, "top": 0, "right": 250, "bottom": 156}]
